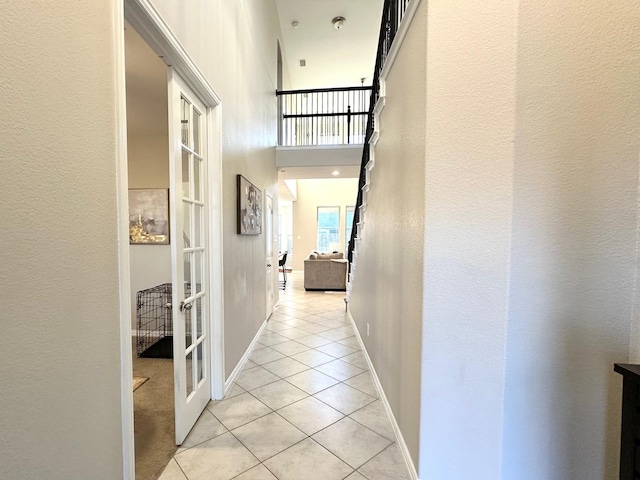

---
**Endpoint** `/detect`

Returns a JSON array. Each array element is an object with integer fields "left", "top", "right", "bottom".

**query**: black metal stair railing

[
  {"left": 347, "top": 0, "right": 413, "bottom": 273},
  {"left": 277, "top": 86, "right": 372, "bottom": 146}
]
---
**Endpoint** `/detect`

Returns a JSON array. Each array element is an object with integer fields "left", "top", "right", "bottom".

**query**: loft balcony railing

[{"left": 277, "top": 86, "right": 372, "bottom": 146}]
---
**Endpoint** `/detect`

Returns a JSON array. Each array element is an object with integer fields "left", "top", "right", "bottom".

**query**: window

[
  {"left": 317, "top": 207, "right": 340, "bottom": 252},
  {"left": 345, "top": 206, "right": 355, "bottom": 251}
]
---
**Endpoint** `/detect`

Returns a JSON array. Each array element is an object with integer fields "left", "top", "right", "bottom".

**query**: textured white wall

[
  {"left": 0, "top": 2, "right": 125, "bottom": 479},
  {"left": 348, "top": 2, "right": 428, "bottom": 466},
  {"left": 502, "top": 1, "right": 640, "bottom": 479},
  {"left": 292, "top": 178, "right": 359, "bottom": 270},
  {"left": 150, "top": 0, "right": 282, "bottom": 377},
  {"left": 353, "top": 0, "right": 640, "bottom": 478},
  {"left": 127, "top": 135, "right": 169, "bottom": 188},
  {"left": 419, "top": 1, "right": 517, "bottom": 477}
]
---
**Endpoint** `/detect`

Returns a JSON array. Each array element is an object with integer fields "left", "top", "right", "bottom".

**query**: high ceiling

[
  {"left": 124, "top": 1, "right": 383, "bottom": 179},
  {"left": 275, "top": 0, "right": 384, "bottom": 89}
]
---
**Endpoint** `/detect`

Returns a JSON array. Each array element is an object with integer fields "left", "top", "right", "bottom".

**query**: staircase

[{"left": 346, "top": 0, "right": 417, "bottom": 302}]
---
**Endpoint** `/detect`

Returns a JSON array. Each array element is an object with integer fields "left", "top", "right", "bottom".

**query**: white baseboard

[
  {"left": 347, "top": 310, "right": 419, "bottom": 480},
  {"left": 223, "top": 319, "right": 269, "bottom": 396}
]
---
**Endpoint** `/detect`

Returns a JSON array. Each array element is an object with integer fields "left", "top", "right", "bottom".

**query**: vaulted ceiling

[
  {"left": 124, "top": 1, "right": 383, "bottom": 179},
  {"left": 275, "top": 0, "right": 384, "bottom": 89}
]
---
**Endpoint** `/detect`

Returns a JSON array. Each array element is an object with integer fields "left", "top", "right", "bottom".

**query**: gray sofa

[{"left": 303, "top": 251, "right": 348, "bottom": 291}]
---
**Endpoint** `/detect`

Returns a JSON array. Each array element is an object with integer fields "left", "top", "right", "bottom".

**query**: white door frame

[{"left": 115, "top": 0, "right": 225, "bottom": 476}]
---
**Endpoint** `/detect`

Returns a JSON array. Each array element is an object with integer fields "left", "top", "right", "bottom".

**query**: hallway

[{"left": 158, "top": 273, "right": 411, "bottom": 480}]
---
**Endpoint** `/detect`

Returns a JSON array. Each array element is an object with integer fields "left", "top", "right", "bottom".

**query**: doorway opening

[
  {"left": 124, "top": 21, "right": 176, "bottom": 480},
  {"left": 118, "top": 4, "right": 225, "bottom": 477}
]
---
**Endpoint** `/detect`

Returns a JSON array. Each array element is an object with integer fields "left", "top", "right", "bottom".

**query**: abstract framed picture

[
  {"left": 237, "top": 174, "right": 262, "bottom": 235},
  {"left": 128, "top": 188, "right": 170, "bottom": 244}
]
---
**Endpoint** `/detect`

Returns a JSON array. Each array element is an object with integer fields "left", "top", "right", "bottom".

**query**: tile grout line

[{"left": 172, "top": 279, "right": 398, "bottom": 480}]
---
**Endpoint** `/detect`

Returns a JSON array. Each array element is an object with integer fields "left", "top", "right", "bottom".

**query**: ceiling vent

[
  {"left": 299, "top": 59, "right": 306, "bottom": 67},
  {"left": 332, "top": 16, "right": 346, "bottom": 29}
]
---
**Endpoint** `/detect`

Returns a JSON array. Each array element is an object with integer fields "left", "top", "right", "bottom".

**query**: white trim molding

[
  {"left": 114, "top": 0, "right": 135, "bottom": 476},
  {"left": 371, "top": 97, "right": 386, "bottom": 148},
  {"left": 209, "top": 103, "right": 226, "bottom": 400},
  {"left": 124, "top": 0, "right": 221, "bottom": 107}
]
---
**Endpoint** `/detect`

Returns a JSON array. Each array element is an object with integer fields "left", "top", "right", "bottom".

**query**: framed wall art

[
  {"left": 237, "top": 174, "right": 262, "bottom": 235},
  {"left": 128, "top": 188, "right": 170, "bottom": 244}
]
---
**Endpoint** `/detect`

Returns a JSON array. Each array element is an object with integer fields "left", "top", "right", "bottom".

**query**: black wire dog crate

[{"left": 136, "top": 283, "right": 174, "bottom": 358}]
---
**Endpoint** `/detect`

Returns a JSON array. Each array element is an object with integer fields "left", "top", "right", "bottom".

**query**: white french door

[{"left": 168, "top": 69, "right": 211, "bottom": 444}]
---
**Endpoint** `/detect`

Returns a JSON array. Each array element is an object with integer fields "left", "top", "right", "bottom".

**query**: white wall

[
  {"left": 127, "top": 135, "right": 169, "bottom": 188},
  {"left": 291, "top": 178, "right": 358, "bottom": 270},
  {"left": 419, "top": 0, "right": 517, "bottom": 478},
  {"left": 127, "top": 134, "right": 171, "bottom": 329},
  {"left": 0, "top": 2, "right": 125, "bottom": 478},
  {"left": 351, "top": 0, "right": 640, "bottom": 478},
  {"left": 0, "top": 1, "right": 287, "bottom": 477},
  {"left": 149, "top": 0, "right": 283, "bottom": 377},
  {"left": 502, "top": 1, "right": 639, "bottom": 479},
  {"left": 276, "top": 145, "right": 363, "bottom": 168}
]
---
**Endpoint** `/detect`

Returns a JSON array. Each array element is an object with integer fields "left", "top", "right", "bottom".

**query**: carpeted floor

[
  {"left": 133, "top": 376, "right": 149, "bottom": 391},
  {"left": 133, "top": 353, "right": 176, "bottom": 480}
]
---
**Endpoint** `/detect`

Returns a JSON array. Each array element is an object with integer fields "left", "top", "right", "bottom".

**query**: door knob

[
  {"left": 180, "top": 300, "right": 193, "bottom": 312},
  {"left": 267, "top": 264, "right": 272, "bottom": 267}
]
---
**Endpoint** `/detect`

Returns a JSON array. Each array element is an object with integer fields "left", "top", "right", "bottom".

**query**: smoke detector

[{"left": 332, "top": 16, "right": 346, "bottom": 30}]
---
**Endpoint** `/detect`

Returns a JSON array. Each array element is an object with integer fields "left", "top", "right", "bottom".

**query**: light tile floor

[{"left": 158, "top": 273, "right": 411, "bottom": 480}]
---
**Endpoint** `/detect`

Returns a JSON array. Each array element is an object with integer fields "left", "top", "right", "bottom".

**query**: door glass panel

[
  {"left": 193, "top": 110, "right": 201, "bottom": 154},
  {"left": 195, "top": 251, "right": 203, "bottom": 294},
  {"left": 181, "top": 96, "right": 190, "bottom": 147},
  {"left": 184, "top": 305, "right": 192, "bottom": 349},
  {"left": 185, "top": 351, "right": 193, "bottom": 396},
  {"left": 183, "top": 251, "right": 192, "bottom": 349},
  {"left": 194, "top": 205, "right": 202, "bottom": 248},
  {"left": 183, "top": 251, "right": 192, "bottom": 293},
  {"left": 182, "top": 150, "right": 190, "bottom": 199},
  {"left": 197, "top": 342, "right": 203, "bottom": 384},
  {"left": 183, "top": 201, "right": 192, "bottom": 248},
  {"left": 195, "top": 297, "right": 203, "bottom": 337},
  {"left": 194, "top": 158, "right": 202, "bottom": 202}
]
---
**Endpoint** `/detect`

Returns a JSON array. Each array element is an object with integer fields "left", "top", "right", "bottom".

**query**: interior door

[
  {"left": 168, "top": 69, "right": 211, "bottom": 444},
  {"left": 265, "top": 193, "right": 274, "bottom": 318}
]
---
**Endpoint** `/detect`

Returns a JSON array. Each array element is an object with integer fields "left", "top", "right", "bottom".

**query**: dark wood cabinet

[{"left": 614, "top": 364, "right": 640, "bottom": 479}]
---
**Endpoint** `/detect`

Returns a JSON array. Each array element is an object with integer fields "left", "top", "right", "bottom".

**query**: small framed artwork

[
  {"left": 128, "top": 188, "right": 170, "bottom": 244},
  {"left": 237, "top": 174, "right": 262, "bottom": 235}
]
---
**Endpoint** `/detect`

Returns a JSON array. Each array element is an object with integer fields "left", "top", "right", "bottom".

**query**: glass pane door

[{"left": 169, "top": 69, "right": 211, "bottom": 444}]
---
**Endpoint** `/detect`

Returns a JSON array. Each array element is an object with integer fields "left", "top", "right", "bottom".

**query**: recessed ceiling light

[{"left": 332, "top": 170, "right": 340, "bottom": 176}]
